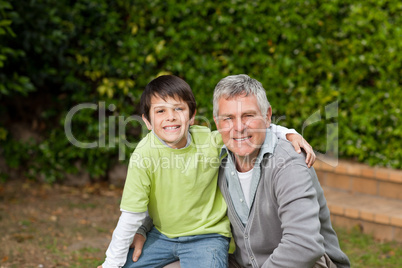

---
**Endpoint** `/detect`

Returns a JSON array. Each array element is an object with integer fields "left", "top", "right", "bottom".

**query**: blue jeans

[{"left": 123, "top": 227, "right": 230, "bottom": 268}]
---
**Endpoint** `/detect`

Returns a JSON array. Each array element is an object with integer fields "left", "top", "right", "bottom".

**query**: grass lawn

[
  {"left": 335, "top": 225, "right": 402, "bottom": 268},
  {"left": 1, "top": 181, "right": 401, "bottom": 267}
]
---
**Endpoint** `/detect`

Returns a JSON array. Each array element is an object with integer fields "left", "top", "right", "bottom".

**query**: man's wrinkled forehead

[
  {"left": 217, "top": 93, "right": 261, "bottom": 113},
  {"left": 222, "top": 91, "right": 251, "bottom": 100}
]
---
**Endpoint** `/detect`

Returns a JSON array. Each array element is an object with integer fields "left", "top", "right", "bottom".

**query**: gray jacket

[{"left": 218, "top": 139, "right": 350, "bottom": 268}]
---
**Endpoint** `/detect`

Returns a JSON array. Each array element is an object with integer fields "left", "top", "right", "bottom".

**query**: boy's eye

[
  {"left": 156, "top": 109, "right": 164, "bottom": 113},
  {"left": 175, "top": 107, "right": 183, "bottom": 111}
]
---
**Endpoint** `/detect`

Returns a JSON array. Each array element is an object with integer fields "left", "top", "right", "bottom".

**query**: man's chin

[
  {"left": 229, "top": 144, "right": 257, "bottom": 154},
  {"left": 229, "top": 149, "right": 255, "bottom": 158}
]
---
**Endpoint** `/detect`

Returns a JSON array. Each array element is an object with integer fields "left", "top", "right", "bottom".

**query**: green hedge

[{"left": 0, "top": 0, "right": 400, "bottom": 182}]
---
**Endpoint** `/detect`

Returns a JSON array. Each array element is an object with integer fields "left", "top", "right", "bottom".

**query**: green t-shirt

[{"left": 120, "top": 125, "right": 231, "bottom": 238}]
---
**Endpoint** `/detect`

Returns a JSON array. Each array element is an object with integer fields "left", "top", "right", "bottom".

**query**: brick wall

[{"left": 314, "top": 157, "right": 402, "bottom": 242}]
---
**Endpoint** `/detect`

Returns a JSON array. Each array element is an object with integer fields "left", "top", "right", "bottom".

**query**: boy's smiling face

[{"left": 142, "top": 94, "right": 195, "bottom": 149}]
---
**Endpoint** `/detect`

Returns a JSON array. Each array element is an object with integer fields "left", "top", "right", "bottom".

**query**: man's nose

[{"left": 233, "top": 117, "right": 246, "bottom": 132}]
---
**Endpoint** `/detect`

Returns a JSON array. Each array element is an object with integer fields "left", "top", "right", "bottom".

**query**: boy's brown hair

[{"left": 141, "top": 75, "right": 197, "bottom": 122}]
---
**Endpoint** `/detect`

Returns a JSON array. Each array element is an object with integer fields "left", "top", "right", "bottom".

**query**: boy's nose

[{"left": 166, "top": 110, "right": 176, "bottom": 121}]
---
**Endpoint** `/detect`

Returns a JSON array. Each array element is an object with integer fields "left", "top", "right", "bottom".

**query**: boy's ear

[
  {"left": 142, "top": 114, "right": 153, "bottom": 130},
  {"left": 189, "top": 109, "right": 197, "bottom": 125}
]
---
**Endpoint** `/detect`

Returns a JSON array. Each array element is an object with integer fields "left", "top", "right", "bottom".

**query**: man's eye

[{"left": 223, "top": 117, "right": 232, "bottom": 121}]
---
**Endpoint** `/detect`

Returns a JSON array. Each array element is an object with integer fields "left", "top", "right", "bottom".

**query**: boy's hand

[
  {"left": 95, "top": 234, "right": 146, "bottom": 268},
  {"left": 286, "top": 133, "right": 316, "bottom": 167},
  {"left": 130, "top": 233, "right": 146, "bottom": 262}
]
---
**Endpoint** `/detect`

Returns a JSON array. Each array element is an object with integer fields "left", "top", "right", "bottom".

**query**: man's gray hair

[{"left": 213, "top": 74, "right": 271, "bottom": 118}]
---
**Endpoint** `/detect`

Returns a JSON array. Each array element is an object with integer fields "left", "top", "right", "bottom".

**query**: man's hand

[
  {"left": 286, "top": 133, "right": 316, "bottom": 168},
  {"left": 130, "top": 233, "right": 146, "bottom": 262}
]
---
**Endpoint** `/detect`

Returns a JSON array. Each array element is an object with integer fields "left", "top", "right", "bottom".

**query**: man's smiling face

[{"left": 214, "top": 93, "right": 271, "bottom": 163}]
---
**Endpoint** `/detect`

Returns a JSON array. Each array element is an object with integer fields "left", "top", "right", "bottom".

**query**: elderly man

[{"left": 213, "top": 74, "right": 350, "bottom": 268}]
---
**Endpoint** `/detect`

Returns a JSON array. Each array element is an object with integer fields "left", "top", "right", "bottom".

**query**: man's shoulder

[
  {"left": 267, "top": 140, "right": 316, "bottom": 187},
  {"left": 271, "top": 139, "right": 308, "bottom": 166}
]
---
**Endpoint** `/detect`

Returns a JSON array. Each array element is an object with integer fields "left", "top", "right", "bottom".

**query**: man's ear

[
  {"left": 142, "top": 114, "right": 153, "bottom": 130},
  {"left": 265, "top": 107, "right": 272, "bottom": 127},
  {"left": 213, "top": 116, "right": 222, "bottom": 133},
  {"left": 189, "top": 109, "right": 197, "bottom": 125}
]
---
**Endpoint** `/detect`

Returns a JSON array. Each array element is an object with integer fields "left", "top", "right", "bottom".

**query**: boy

[{"left": 99, "top": 75, "right": 314, "bottom": 268}]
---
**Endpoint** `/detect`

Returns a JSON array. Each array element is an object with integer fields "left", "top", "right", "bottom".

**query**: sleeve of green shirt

[{"left": 120, "top": 150, "right": 152, "bottom": 213}]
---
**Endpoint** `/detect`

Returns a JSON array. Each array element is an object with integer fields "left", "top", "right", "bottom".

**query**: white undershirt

[
  {"left": 237, "top": 168, "right": 254, "bottom": 208},
  {"left": 102, "top": 210, "right": 146, "bottom": 268}
]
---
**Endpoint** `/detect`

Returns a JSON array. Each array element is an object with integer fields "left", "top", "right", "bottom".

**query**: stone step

[
  {"left": 323, "top": 186, "right": 402, "bottom": 242},
  {"left": 315, "top": 158, "right": 402, "bottom": 200}
]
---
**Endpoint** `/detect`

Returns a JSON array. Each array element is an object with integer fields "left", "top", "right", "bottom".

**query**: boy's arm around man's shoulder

[{"left": 271, "top": 123, "right": 316, "bottom": 167}]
